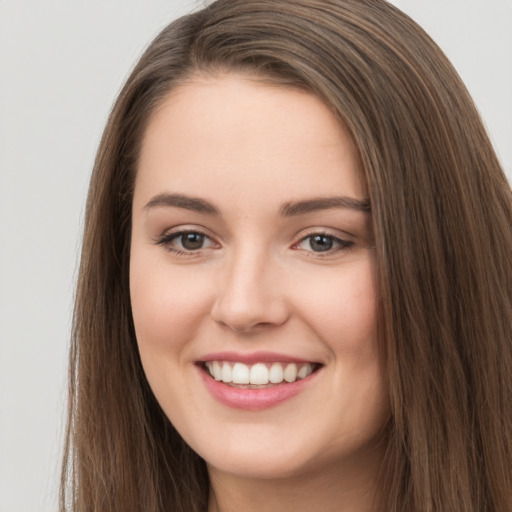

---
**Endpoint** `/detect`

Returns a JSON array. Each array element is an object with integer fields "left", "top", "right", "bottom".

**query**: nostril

[{"left": 230, "top": 321, "right": 273, "bottom": 334}]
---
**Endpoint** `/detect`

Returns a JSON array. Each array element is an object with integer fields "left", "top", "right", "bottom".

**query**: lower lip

[{"left": 197, "top": 366, "right": 319, "bottom": 411}]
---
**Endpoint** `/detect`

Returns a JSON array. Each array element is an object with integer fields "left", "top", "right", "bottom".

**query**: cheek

[
  {"left": 296, "top": 258, "right": 378, "bottom": 351},
  {"left": 300, "top": 261, "right": 387, "bottom": 448},
  {"left": 129, "top": 254, "right": 212, "bottom": 358},
  {"left": 129, "top": 256, "right": 215, "bottom": 423}
]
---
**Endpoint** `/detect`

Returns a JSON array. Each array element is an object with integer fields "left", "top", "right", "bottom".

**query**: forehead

[{"left": 135, "top": 74, "right": 365, "bottom": 211}]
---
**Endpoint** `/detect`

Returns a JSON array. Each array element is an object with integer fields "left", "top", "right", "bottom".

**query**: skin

[{"left": 130, "top": 74, "right": 390, "bottom": 512}]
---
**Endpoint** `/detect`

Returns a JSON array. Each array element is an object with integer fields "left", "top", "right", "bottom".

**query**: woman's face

[{"left": 130, "top": 74, "right": 389, "bottom": 480}]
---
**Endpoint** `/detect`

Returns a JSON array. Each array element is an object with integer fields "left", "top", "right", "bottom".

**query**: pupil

[
  {"left": 182, "top": 233, "right": 204, "bottom": 250},
  {"left": 310, "top": 235, "right": 333, "bottom": 252}
]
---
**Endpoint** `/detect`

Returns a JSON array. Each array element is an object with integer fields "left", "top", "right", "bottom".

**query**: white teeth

[
  {"left": 212, "top": 361, "right": 222, "bottom": 381},
  {"left": 297, "top": 364, "right": 312, "bottom": 379},
  {"left": 269, "top": 363, "right": 284, "bottom": 383},
  {"left": 250, "top": 363, "right": 269, "bottom": 385},
  {"left": 205, "top": 361, "right": 315, "bottom": 385},
  {"left": 221, "top": 362, "right": 232, "bottom": 383},
  {"left": 283, "top": 363, "right": 298, "bottom": 383},
  {"left": 232, "top": 362, "right": 250, "bottom": 384}
]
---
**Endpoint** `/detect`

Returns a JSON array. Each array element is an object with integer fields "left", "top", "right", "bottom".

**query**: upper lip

[{"left": 196, "top": 351, "right": 320, "bottom": 365}]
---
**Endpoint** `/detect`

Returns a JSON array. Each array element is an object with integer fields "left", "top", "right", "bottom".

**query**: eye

[
  {"left": 294, "top": 233, "right": 353, "bottom": 254},
  {"left": 177, "top": 232, "right": 208, "bottom": 250},
  {"left": 155, "top": 230, "right": 217, "bottom": 254}
]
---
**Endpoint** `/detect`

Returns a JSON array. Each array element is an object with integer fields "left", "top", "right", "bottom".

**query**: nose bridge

[{"left": 211, "top": 242, "right": 287, "bottom": 332}]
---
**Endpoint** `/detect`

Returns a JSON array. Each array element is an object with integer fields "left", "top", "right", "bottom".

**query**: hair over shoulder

[{"left": 61, "top": 1, "right": 512, "bottom": 511}]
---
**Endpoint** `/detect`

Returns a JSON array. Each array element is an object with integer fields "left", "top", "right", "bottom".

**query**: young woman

[{"left": 61, "top": 1, "right": 512, "bottom": 510}]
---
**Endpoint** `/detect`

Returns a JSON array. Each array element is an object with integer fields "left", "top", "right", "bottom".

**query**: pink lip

[
  {"left": 196, "top": 361, "right": 321, "bottom": 411},
  {"left": 197, "top": 351, "right": 315, "bottom": 365}
]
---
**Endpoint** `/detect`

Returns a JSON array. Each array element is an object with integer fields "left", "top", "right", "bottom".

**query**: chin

[
  {"left": 187, "top": 421, "right": 380, "bottom": 482},
  {"left": 204, "top": 447, "right": 317, "bottom": 481}
]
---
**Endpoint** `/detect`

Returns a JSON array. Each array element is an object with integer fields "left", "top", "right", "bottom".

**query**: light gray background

[{"left": 0, "top": 1, "right": 511, "bottom": 511}]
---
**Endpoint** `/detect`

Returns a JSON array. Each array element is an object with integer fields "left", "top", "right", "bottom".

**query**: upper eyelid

[
  {"left": 155, "top": 225, "right": 214, "bottom": 240},
  {"left": 298, "top": 233, "right": 350, "bottom": 243},
  {"left": 294, "top": 233, "right": 353, "bottom": 248},
  {"left": 294, "top": 226, "right": 355, "bottom": 241},
  {"left": 156, "top": 229, "right": 214, "bottom": 244}
]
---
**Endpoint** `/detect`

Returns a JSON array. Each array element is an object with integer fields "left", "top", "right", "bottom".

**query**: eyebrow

[
  {"left": 143, "top": 192, "right": 371, "bottom": 216},
  {"left": 279, "top": 196, "right": 371, "bottom": 216},
  {"left": 144, "top": 193, "right": 220, "bottom": 215}
]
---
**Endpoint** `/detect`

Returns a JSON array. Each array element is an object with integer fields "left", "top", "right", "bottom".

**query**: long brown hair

[{"left": 61, "top": 1, "right": 512, "bottom": 510}]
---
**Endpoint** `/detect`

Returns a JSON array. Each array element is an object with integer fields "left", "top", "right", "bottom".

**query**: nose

[{"left": 210, "top": 248, "right": 290, "bottom": 334}]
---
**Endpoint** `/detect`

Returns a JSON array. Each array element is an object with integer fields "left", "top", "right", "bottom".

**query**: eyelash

[
  {"left": 154, "top": 230, "right": 353, "bottom": 257},
  {"left": 155, "top": 230, "right": 215, "bottom": 256},
  {"left": 293, "top": 231, "right": 354, "bottom": 257}
]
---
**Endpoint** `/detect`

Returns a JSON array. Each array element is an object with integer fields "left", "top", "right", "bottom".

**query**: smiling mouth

[{"left": 200, "top": 361, "right": 322, "bottom": 388}]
